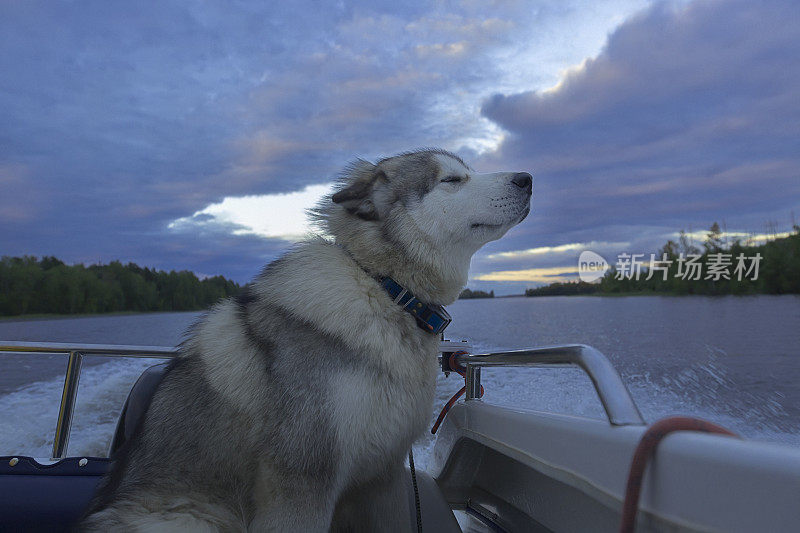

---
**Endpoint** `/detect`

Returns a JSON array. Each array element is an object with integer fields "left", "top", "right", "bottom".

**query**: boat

[{"left": 1, "top": 340, "right": 799, "bottom": 532}]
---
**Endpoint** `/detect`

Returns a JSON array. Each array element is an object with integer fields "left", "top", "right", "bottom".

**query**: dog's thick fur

[{"left": 81, "top": 149, "right": 532, "bottom": 532}]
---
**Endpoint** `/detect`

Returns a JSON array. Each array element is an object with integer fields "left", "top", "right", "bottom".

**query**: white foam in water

[
  {"left": 69, "top": 358, "right": 164, "bottom": 456},
  {"left": 0, "top": 377, "right": 63, "bottom": 457},
  {"left": 0, "top": 358, "right": 160, "bottom": 457}
]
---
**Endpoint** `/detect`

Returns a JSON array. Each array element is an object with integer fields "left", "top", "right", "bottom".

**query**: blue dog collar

[{"left": 380, "top": 277, "right": 452, "bottom": 335}]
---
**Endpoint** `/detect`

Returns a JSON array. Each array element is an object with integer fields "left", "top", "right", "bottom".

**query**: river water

[{"left": 1, "top": 295, "right": 798, "bottom": 470}]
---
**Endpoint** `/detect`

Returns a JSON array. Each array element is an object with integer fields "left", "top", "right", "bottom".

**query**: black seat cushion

[
  {"left": 109, "top": 362, "right": 170, "bottom": 455},
  {"left": 0, "top": 456, "right": 109, "bottom": 532},
  {"left": 0, "top": 456, "right": 460, "bottom": 532}
]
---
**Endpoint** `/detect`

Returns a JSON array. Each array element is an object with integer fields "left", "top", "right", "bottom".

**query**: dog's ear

[{"left": 332, "top": 163, "right": 386, "bottom": 221}]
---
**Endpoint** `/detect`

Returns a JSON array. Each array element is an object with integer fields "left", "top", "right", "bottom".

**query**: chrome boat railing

[
  {"left": 449, "top": 344, "right": 645, "bottom": 426},
  {"left": 0, "top": 341, "right": 178, "bottom": 459},
  {"left": 1, "top": 341, "right": 643, "bottom": 460}
]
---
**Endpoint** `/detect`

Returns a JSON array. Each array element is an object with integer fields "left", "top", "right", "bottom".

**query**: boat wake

[{"left": 0, "top": 358, "right": 159, "bottom": 458}]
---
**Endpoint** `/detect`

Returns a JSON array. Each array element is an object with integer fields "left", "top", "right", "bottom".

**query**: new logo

[{"left": 578, "top": 251, "right": 609, "bottom": 282}]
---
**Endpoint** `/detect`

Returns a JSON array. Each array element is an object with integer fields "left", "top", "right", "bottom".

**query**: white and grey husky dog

[{"left": 81, "top": 149, "right": 532, "bottom": 532}]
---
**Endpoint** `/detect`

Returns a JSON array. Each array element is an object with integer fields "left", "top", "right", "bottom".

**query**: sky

[{"left": 1, "top": 0, "right": 798, "bottom": 295}]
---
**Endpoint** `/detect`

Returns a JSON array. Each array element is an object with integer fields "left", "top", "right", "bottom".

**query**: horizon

[{"left": 2, "top": 0, "right": 799, "bottom": 297}]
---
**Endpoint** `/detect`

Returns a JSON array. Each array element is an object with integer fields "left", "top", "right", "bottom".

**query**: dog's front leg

[
  {"left": 249, "top": 498, "right": 337, "bottom": 532},
  {"left": 248, "top": 466, "right": 339, "bottom": 533},
  {"left": 248, "top": 490, "right": 338, "bottom": 533},
  {"left": 331, "top": 466, "right": 413, "bottom": 533}
]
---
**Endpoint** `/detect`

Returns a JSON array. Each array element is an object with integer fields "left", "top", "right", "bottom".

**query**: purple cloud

[{"left": 479, "top": 0, "right": 800, "bottom": 249}]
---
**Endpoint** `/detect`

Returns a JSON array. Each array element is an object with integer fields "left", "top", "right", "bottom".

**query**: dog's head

[{"left": 317, "top": 148, "right": 532, "bottom": 302}]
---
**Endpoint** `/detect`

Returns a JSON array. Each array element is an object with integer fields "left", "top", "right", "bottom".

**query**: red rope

[
  {"left": 620, "top": 416, "right": 738, "bottom": 533},
  {"left": 431, "top": 351, "right": 483, "bottom": 434}
]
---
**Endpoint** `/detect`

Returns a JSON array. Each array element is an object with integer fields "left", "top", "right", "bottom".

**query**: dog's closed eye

[{"left": 441, "top": 175, "right": 463, "bottom": 183}]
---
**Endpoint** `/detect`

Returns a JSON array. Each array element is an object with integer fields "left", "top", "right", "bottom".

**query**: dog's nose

[{"left": 512, "top": 172, "right": 532, "bottom": 193}]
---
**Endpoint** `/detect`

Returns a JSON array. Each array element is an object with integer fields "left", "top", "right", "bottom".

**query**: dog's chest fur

[
  {"left": 329, "top": 314, "right": 439, "bottom": 475},
  {"left": 198, "top": 241, "right": 440, "bottom": 486},
  {"left": 265, "top": 243, "right": 439, "bottom": 472}
]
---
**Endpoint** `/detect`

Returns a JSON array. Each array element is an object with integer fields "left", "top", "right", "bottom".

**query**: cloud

[
  {"left": 479, "top": 0, "right": 800, "bottom": 244},
  {"left": 473, "top": 266, "right": 578, "bottom": 282},
  {"left": 675, "top": 230, "right": 795, "bottom": 247},
  {"left": 485, "top": 241, "right": 630, "bottom": 260},
  {"left": 168, "top": 184, "right": 335, "bottom": 241}
]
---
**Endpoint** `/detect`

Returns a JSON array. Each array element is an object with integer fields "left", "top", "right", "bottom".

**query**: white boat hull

[{"left": 432, "top": 400, "right": 800, "bottom": 532}]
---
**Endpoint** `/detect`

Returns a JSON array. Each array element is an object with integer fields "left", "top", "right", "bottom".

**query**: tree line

[
  {"left": 0, "top": 256, "right": 241, "bottom": 316},
  {"left": 525, "top": 281, "right": 599, "bottom": 297},
  {"left": 527, "top": 224, "right": 800, "bottom": 297},
  {"left": 459, "top": 288, "right": 494, "bottom": 299}
]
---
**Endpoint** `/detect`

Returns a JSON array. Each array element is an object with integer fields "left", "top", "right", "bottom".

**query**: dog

[{"left": 81, "top": 148, "right": 532, "bottom": 531}]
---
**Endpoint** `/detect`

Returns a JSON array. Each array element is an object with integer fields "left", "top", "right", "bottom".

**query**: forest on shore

[
  {"left": 0, "top": 256, "right": 240, "bottom": 316},
  {"left": 526, "top": 224, "right": 800, "bottom": 297},
  {"left": 459, "top": 288, "right": 494, "bottom": 299}
]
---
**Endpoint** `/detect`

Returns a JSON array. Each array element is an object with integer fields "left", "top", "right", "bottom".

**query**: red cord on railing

[
  {"left": 431, "top": 351, "right": 483, "bottom": 434},
  {"left": 620, "top": 416, "right": 739, "bottom": 533}
]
